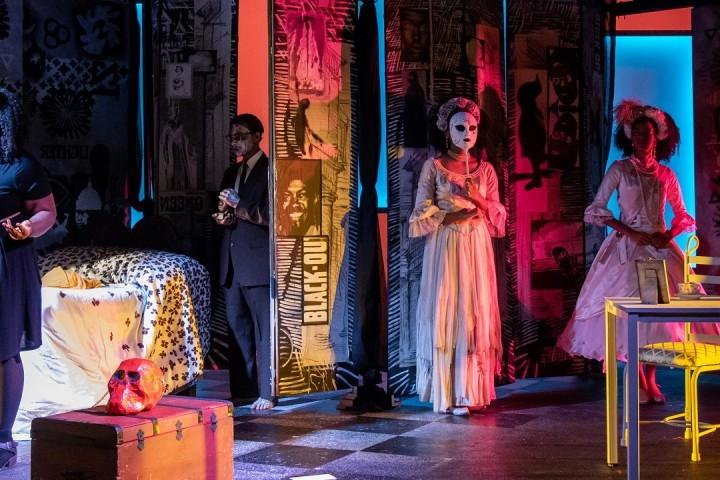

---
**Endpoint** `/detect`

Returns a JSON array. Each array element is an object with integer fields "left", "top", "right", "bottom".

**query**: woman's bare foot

[{"left": 251, "top": 397, "right": 274, "bottom": 410}]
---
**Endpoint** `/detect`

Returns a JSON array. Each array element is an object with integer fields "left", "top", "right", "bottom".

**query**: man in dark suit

[{"left": 214, "top": 113, "right": 273, "bottom": 409}]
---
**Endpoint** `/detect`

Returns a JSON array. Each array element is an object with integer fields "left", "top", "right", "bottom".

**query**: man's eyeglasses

[{"left": 228, "top": 131, "right": 253, "bottom": 142}]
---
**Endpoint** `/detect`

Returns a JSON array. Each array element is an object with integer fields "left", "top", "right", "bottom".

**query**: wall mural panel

[
  {"left": 154, "top": 0, "right": 232, "bottom": 214},
  {"left": 507, "top": 0, "right": 603, "bottom": 378},
  {"left": 581, "top": 0, "right": 608, "bottom": 288},
  {"left": 387, "top": 0, "right": 605, "bottom": 395},
  {"left": 693, "top": 6, "right": 720, "bottom": 292},
  {"left": 386, "top": 0, "right": 506, "bottom": 396},
  {"left": 22, "top": 0, "right": 130, "bottom": 251},
  {"left": 272, "top": 0, "right": 356, "bottom": 396},
  {"left": 152, "top": 0, "right": 233, "bottom": 368},
  {"left": 0, "top": 0, "right": 22, "bottom": 93}
]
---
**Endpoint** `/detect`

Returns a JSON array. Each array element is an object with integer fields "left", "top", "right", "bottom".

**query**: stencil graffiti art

[
  {"left": 75, "top": 2, "right": 124, "bottom": 57},
  {"left": 159, "top": 101, "right": 195, "bottom": 191},
  {"left": 33, "top": 57, "right": 129, "bottom": 98},
  {"left": 402, "top": 71, "right": 428, "bottom": 148},
  {"left": 291, "top": 98, "right": 337, "bottom": 159},
  {"left": 516, "top": 74, "right": 547, "bottom": 191},
  {"left": 277, "top": 159, "right": 322, "bottom": 236},
  {"left": 166, "top": 63, "right": 193, "bottom": 99},
  {"left": 43, "top": 18, "right": 70, "bottom": 49},
  {"left": 531, "top": 221, "right": 583, "bottom": 290},
  {"left": 399, "top": 8, "right": 430, "bottom": 63},
  {"left": 157, "top": 0, "right": 194, "bottom": 56},
  {"left": 24, "top": 43, "right": 46, "bottom": 80},
  {"left": 40, "top": 88, "right": 94, "bottom": 139},
  {"left": 288, "top": 11, "right": 327, "bottom": 97},
  {"left": 547, "top": 47, "right": 579, "bottom": 172}
]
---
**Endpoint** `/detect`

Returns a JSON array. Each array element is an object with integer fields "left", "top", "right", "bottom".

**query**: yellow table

[{"left": 604, "top": 296, "right": 720, "bottom": 480}]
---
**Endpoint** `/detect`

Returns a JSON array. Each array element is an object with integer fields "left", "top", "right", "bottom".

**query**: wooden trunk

[{"left": 31, "top": 396, "right": 234, "bottom": 480}]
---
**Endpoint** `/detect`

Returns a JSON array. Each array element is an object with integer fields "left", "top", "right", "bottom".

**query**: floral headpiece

[
  {"left": 614, "top": 99, "right": 669, "bottom": 140},
  {"left": 436, "top": 97, "right": 480, "bottom": 131}
]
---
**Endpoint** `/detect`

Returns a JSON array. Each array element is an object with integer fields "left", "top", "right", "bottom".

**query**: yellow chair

[{"left": 637, "top": 234, "right": 720, "bottom": 462}]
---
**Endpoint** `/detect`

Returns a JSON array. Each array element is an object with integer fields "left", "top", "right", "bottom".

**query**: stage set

[{"left": 1, "top": 0, "right": 720, "bottom": 479}]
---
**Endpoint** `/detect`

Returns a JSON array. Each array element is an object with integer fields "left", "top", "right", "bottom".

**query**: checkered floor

[{"left": 4, "top": 369, "right": 720, "bottom": 479}]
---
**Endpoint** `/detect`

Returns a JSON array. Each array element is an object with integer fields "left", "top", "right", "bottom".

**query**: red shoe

[{"left": 652, "top": 391, "right": 666, "bottom": 404}]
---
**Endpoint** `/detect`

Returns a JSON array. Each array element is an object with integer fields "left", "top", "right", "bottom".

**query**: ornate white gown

[
  {"left": 558, "top": 158, "right": 720, "bottom": 361},
  {"left": 409, "top": 158, "right": 506, "bottom": 412}
]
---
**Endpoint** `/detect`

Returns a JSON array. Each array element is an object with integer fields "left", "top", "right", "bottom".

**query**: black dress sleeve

[{"left": 14, "top": 156, "right": 51, "bottom": 200}]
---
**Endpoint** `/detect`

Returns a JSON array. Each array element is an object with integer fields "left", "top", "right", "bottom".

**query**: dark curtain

[{"left": 352, "top": 0, "right": 387, "bottom": 379}]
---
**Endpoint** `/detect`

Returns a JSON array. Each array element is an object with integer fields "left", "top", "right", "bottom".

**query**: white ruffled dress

[
  {"left": 557, "top": 158, "right": 719, "bottom": 361},
  {"left": 409, "top": 158, "right": 506, "bottom": 412}
]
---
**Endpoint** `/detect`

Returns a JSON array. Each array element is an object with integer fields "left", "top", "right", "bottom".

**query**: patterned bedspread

[{"left": 37, "top": 246, "right": 211, "bottom": 391}]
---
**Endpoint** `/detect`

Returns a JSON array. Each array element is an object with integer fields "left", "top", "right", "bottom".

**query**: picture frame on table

[{"left": 635, "top": 259, "right": 670, "bottom": 304}]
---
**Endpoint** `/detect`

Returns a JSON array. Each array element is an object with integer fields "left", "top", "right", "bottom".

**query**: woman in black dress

[{"left": 0, "top": 87, "right": 56, "bottom": 468}]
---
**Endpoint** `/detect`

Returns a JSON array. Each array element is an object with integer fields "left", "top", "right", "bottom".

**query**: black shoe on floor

[{"left": 0, "top": 441, "right": 17, "bottom": 469}]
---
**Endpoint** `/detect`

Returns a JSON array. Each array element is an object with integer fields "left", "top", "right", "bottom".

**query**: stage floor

[{"left": 4, "top": 368, "right": 720, "bottom": 479}]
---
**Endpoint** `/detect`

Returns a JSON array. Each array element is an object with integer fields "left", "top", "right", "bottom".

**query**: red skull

[{"left": 106, "top": 358, "right": 164, "bottom": 415}]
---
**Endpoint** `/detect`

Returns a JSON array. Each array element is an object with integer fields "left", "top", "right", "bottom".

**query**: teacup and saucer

[{"left": 677, "top": 282, "right": 704, "bottom": 300}]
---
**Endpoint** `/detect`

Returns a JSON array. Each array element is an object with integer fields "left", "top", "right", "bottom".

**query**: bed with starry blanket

[{"left": 12, "top": 246, "right": 211, "bottom": 439}]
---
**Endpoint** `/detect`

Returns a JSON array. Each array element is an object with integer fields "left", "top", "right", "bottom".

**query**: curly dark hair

[
  {"left": 614, "top": 112, "right": 680, "bottom": 162},
  {"left": 0, "top": 86, "right": 21, "bottom": 164}
]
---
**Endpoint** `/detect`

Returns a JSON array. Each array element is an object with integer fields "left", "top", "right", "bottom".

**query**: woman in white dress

[
  {"left": 558, "top": 100, "right": 718, "bottom": 403},
  {"left": 410, "top": 97, "right": 506, "bottom": 414}
]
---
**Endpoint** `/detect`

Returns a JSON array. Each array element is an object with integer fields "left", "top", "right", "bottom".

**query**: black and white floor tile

[{"left": 4, "top": 369, "right": 720, "bottom": 479}]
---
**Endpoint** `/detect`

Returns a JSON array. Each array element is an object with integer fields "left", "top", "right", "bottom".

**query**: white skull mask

[{"left": 448, "top": 111, "right": 478, "bottom": 151}]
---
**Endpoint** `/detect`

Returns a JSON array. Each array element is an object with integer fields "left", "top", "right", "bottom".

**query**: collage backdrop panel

[
  {"left": 693, "top": 5, "right": 720, "bottom": 291},
  {"left": 0, "top": 0, "right": 22, "bottom": 93},
  {"left": 386, "top": 0, "right": 507, "bottom": 396},
  {"left": 507, "top": 0, "right": 605, "bottom": 378},
  {"left": 151, "top": 0, "right": 234, "bottom": 368},
  {"left": 153, "top": 0, "right": 233, "bottom": 244},
  {"left": 581, "top": 0, "right": 609, "bottom": 302},
  {"left": 22, "top": 0, "right": 131, "bottom": 251},
  {"left": 272, "top": 0, "right": 357, "bottom": 396},
  {"left": 387, "top": 0, "right": 606, "bottom": 395}
]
